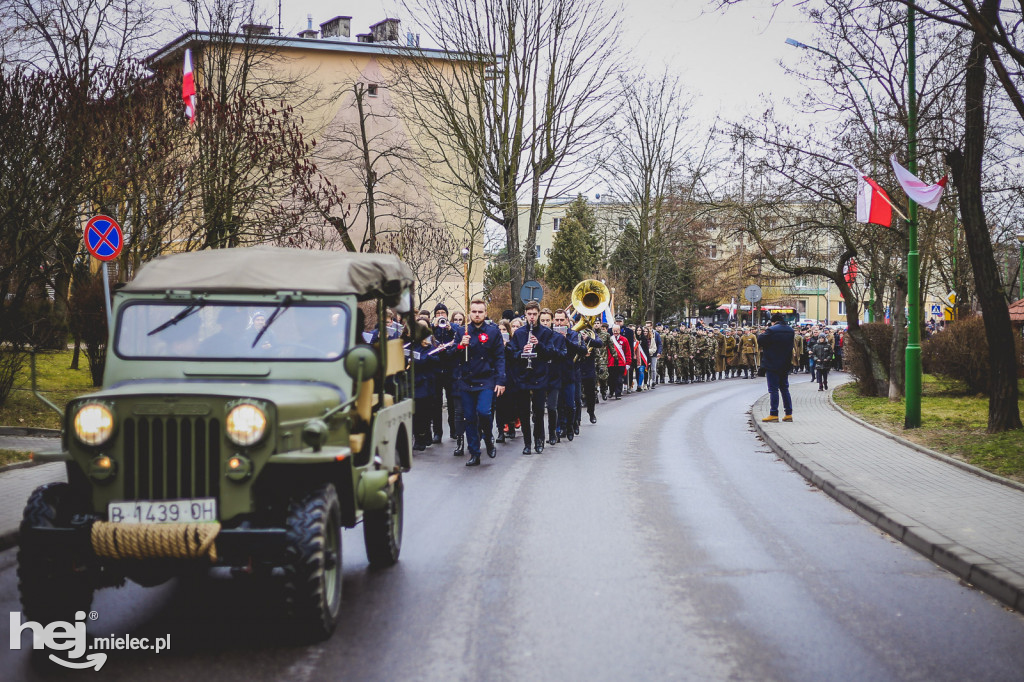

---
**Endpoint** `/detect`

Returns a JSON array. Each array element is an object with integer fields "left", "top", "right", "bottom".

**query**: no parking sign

[{"left": 84, "top": 215, "right": 123, "bottom": 261}]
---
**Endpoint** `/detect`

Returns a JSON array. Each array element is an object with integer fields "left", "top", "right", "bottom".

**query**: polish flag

[
  {"left": 844, "top": 258, "right": 858, "bottom": 284},
  {"left": 856, "top": 170, "right": 892, "bottom": 227},
  {"left": 890, "top": 155, "right": 947, "bottom": 210},
  {"left": 182, "top": 48, "right": 196, "bottom": 124}
]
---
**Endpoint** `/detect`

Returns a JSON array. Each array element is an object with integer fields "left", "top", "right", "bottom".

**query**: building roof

[
  {"left": 145, "top": 30, "right": 478, "bottom": 69},
  {"left": 123, "top": 247, "right": 414, "bottom": 303},
  {"left": 1009, "top": 298, "right": 1024, "bottom": 323}
]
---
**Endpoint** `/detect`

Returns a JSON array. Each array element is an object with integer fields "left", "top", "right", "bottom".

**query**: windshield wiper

[
  {"left": 147, "top": 303, "right": 205, "bottom": 337},
  {"left": 251, "top": 299, "right": 291, "bottom": 348}
]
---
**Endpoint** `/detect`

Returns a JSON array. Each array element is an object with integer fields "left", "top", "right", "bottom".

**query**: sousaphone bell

[{"left": 569, "top": 279, "right": 611, "bottom": 332}]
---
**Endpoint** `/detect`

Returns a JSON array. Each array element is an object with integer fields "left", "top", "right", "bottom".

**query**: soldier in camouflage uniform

[
  {"left": 705, "top": 332, "right": 718, "bottom": 381},
  {"left": 677, "top": 327, "right": 692, "bottom": 383},
  {"left": 595, "top": 323, "right": 611, "bottom": 400}
]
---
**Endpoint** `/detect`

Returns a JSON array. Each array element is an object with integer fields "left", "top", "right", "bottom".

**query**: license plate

[{"left": 107, "top": 498, "right": 217, "bottom": 524}]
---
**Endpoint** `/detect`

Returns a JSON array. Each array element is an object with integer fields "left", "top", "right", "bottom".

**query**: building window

[
  {"left": 367, "top": 83, "right": 379, "bottom": 97},
  {"left": 793, "top": 276, "right": 809, "bottom": 288},
  {"left": 838, "top": 301, "right": 847, "bottom": 315},
  {"left": 535, "top": 244, "right": 541, "bottom": 259},
  {"left": 707, "top": 244, "right": 718, "bottom": 259},
  {"left": 798, "top": 300, "right": 807, "bottom": 314},
  {"left": 535, "top": 222, "right": 541, "bottom": 232},
  {"left": 553, "top": 218, "right": 561, "bottom": 232},
  {"left": 618, "top": 217, "right": 626, "bottom": 230}
]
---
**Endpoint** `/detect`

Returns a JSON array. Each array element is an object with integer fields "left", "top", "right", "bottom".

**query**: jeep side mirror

[{"left": 344, "top": 345, "right": 379, "bottom": 379}]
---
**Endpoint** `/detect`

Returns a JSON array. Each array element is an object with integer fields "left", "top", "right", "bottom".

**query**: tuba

[{"left": 569, "top": 279, "right": 611, "bottom": 332}]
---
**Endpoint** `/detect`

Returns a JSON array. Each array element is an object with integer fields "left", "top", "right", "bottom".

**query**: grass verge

[
  {"left": 833, "top": 376, "right": 1024, "bottom": 483},
  {"left": 0, "top": 449, "right": 32, "bottom": 467},
  {"left": 1, "top": 349, "right": 96, "bottom": 430}
]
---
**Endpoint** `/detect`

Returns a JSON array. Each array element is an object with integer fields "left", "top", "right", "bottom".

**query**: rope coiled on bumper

[{"left": 91, "top": 522, "right": 220, "bottom": 562}]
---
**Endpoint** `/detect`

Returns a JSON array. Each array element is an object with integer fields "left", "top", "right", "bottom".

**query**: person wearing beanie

[{"left": 758, "top": 313, "right": 795, "bottom": 422}]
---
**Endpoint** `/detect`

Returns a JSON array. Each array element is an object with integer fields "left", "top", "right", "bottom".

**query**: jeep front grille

[{"left": 122, "top": 417, "right": 221, "bottom": 500}]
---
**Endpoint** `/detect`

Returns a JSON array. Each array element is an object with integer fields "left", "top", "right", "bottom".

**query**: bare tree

[
  {"left": 393, "top": 0, "right": 623, "bottom": 306},
  {"left": 601, "top": 71, "right": 708, "bottom": 321}
]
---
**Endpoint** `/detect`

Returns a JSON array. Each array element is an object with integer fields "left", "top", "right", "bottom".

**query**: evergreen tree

[{"left": 547, "top": 214, "right": 599, "bottom": 293}]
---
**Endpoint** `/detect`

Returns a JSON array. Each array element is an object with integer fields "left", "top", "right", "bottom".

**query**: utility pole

[{"left": 905, "top": 7, "right": 923, "bottom": 428}]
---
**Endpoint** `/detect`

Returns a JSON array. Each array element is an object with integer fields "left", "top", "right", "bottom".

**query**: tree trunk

[
  {"left": 70, "top": 335, "right": 81, "bottom": 370},
  {"left": 888, "top": 271, "right": 908, "bottom": 400},
  {"left": 945, "top": 11, "right": 1021, "bottom": 432}
]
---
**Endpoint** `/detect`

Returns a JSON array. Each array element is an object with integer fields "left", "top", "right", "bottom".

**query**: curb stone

[
  {"left": 0, "top": 427, "right": 60, "bottom": 437},
  {"left": 751, "top": 388, "right": 1024, "bottom": 613}
]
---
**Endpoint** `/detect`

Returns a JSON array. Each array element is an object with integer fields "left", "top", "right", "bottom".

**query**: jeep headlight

[
  {"left": 74, "top": 404, "right": 114, "bottom": 446},
  {"left": 226, "top": 403, "right": 266, "bottom": 447}
]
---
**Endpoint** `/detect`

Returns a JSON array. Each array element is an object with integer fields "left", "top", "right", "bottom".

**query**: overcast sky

[{"left": 258, "top": 0, "right": 813, "bottom": 125}]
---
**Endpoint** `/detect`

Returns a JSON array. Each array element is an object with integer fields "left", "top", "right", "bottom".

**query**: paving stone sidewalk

[{"left": 753, "top": 372, "right": 1024, "bottom": 612}]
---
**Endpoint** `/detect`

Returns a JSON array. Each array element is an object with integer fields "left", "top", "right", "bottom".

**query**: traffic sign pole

[{"left": 84, "top": 215, "right": 124, "bottom": 332}]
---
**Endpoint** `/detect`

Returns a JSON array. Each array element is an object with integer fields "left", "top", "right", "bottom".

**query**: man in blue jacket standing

[
  {"left": 758, "top": 312, "right": 795, "bottom": 422},
  {"left": 450, "top": 299, "right": 506, "bottom": 466}
]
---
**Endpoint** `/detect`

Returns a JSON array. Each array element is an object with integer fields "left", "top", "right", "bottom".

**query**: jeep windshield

[{"left": 116, "top": 302, "right": 349, "bottom": 361}]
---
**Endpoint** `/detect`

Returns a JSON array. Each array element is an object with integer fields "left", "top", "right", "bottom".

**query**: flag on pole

[
  {"left": 182, "top": 48, "right": 196, "bottom": 124},
  {"left": 890, "top": 154, "right": 947, "bottom": 210},
  {"left": 844, "top": 258, "right": 858, "bottom": 284},
  {"left": 728, "top": 297, "right": 736, "bottom": 321},
  {"left": 855, "top": 170, "right": 893, "bottom": 227}
]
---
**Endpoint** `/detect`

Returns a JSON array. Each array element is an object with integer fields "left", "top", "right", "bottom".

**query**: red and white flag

[
  {"left": 855, "top": 170, "right": 892, "bottom": 227},
  {"left": 182, "top": 48, "right": 196, "bottom": 124},
  {"left": 843, "top": 258, "right": 858, "bottom": 284},
  {"left": 890, "top": 155, "right": 946, "bottom": 210}
]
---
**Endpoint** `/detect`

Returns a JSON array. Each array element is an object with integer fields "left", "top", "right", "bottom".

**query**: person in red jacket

[{"left": 607, "top": 324, "right": 632, "bottom": 399}]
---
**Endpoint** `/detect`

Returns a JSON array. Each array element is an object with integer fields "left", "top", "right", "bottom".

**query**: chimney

[
  {"left": 370, "top": 18, "right": 401, "bottom": 43},
  {"left": 298, "top": 14, "right": 318, "bottom": 39},
  {"left": 319, "top": 15, "right": 351, "bottom": 40},
  {"left": 241, "top": 23, "right": 273, "bottom": 36}
]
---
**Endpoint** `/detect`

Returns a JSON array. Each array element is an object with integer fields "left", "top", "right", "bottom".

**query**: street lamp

[
  {"left": 460, "top": 245, "right": 471, "bottom": 314},
  {"left": 1017, "top": 233, "right": 1024, "bottom": 300}
]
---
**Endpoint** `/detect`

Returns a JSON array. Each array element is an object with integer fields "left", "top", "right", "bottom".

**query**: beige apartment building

[
  {"left": 515, "top": 195, "right": 633, "bottom": 267},
  {"left": 146, "top": 16, "right": 485, "bottom": 313}
]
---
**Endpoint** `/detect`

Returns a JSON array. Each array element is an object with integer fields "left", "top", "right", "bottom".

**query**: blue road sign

[
  {"left": 930, "top": 304, "right": 941, "bottom": 316},
  {"left": 85, "top": 215, "right": 123, "bottom": 262},
  {"left": 520, "top": 280, "right": 543, "bottom": 306}
]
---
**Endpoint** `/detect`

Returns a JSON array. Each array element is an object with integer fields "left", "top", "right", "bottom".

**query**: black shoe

[
  {"left": 523, "top": 444, "right": 533, "bottom": 455},
  {"left": 413, "top": 442, "right": 427, "bottom": 452},
  {"left": 548, "top": 435, "right": 557, "bottom": 446},
  {"left": 495, "top": 433, "right": 506, "bottom": 444},
  {"left": 535, "top": 444, "right": 544, "bottom": 454},
  {"left": 466, "top": 454, "right": 480, "bottom": 466},
  {"left": 453, "top": 436, "right": 464, "bottom": 457},
  {"left": 508, "top": 428, "right": 516, "bottom": 439},
  {"left": 432, "top": 434, "right": 442, "bottom": 444},
  {"left": 486, "top": 439, "right": 496, "bottom": 458},
  {"left": 566, "top": 429, "right": 574, "bottom": 441},
  {"left": 573, "top": 424, "right": 580, "bottom": 435},
  {"left": 556, "top": 427, "right": 564, "bottom": 438},
  {"left": 589, "top": 414, "right": 597, "bottom": 424}
]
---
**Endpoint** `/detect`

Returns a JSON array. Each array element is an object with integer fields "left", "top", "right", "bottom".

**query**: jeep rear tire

[
  {"left": 363, "top": 474, "right": 403, "bottom": 568},
  {"left": 283, "top": 483, "right": 343, "bottom": 641},
  {"left": 17, "top": 483, "right": 95, "bottom": 625}
]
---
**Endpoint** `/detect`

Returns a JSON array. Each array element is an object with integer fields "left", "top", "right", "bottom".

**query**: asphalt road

[{"left": 3, "top": 377, "right": 1024, "bottom": 681}]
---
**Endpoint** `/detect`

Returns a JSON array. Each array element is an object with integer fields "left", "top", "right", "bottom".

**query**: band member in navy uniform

[
  {"left": 508, "top": 300, "right": 561, "bottom": 454},
  {"left": 577, "top": 327, "right": 605, "bottom": 424},
  {"left": 538, "top": 308, "right": 566, "bottom": 445},
  {"left": 447, "top": 299, "right": 505, "bottom": 466},
  {"left": 431, "top": 303, "right": 460, "bottom": 448},
  {"left": 552, "top": 309, "right": 586, "bottom": 441}
]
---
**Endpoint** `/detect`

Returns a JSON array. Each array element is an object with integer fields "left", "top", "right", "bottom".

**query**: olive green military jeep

[{"left": 19, "top": 247, "right": 417, "bottom": 640}]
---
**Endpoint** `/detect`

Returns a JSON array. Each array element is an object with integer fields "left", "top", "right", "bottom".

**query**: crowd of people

[{"left": 398, "top": 300, "right": 848, "bottom": 467}]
